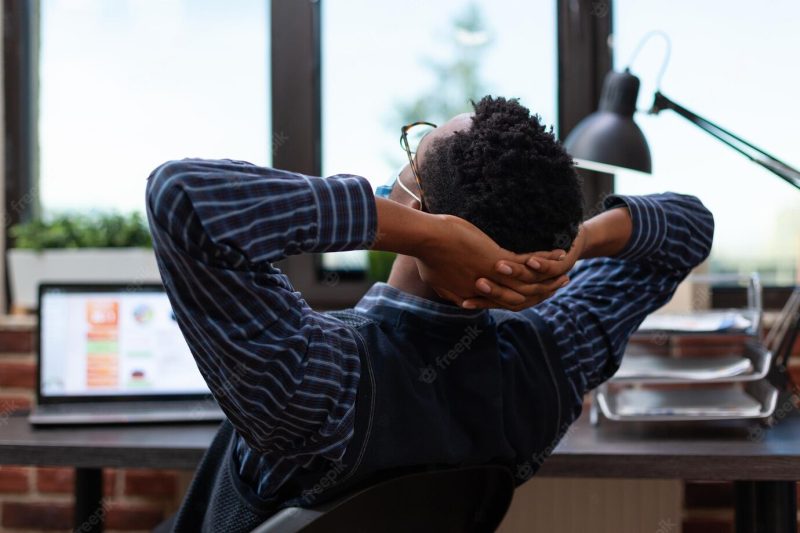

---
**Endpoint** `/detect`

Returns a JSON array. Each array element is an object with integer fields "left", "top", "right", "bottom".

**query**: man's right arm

[
  {"left": 528, "top": 193, "right": 715, "bottom": 399},
  {"left": 577, "top": 201, "right": 633, "bottom": 260}
]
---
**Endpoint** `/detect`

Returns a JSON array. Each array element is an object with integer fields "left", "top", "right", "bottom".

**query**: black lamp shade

[{"left": 564, "top": 70, "right": 652, "bottom": 174}]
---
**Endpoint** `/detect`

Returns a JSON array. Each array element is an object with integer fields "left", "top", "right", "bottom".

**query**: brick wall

[
  {"left": 3, "top": 315, "right": 799, "bottom": 532},
  {"left": 0, "top": 317, "right": 192, "bottom": 532}
]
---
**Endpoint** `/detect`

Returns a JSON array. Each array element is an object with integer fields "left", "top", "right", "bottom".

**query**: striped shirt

[{"left": 146, "top": 158, "right": 714, "bottom": 498}]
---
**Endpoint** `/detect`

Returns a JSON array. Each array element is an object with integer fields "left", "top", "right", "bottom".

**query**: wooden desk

[
  {"left": 0, "top": 415, "right": 216, "bottom": 469},
  {"left": 540, "top": 411, "right": 800, "bottom": 481},
  {"left": 540, "top": 411, "right": 800, "bottom": 533},
  {"left": 0, "top": 415, "right": 219, "bottom": 532},
  {"left": 2, "top": 411, "right": 799, "bottom": 532}
]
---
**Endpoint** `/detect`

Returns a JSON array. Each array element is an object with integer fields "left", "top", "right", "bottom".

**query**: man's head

[{"left": 390, "top": 96, "right": 583, "bottom": 253}]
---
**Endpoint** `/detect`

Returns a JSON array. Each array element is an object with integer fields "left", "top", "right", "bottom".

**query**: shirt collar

[{"left": 354, "top": 282, "right": 490, "bottom": 323}]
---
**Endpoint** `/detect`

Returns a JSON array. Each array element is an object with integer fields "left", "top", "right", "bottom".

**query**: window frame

[
  {"left": 3, "top": 0, "right": 614, "bottom": 309},
  {"left": 300, "top": 0, "right": 614, "bottom": 306},
  {"left": 3, "top": 0, "right": 39, "bottom": 229},
  {"left": 8, "top": 0, "right": 789, "bottom": 308}
]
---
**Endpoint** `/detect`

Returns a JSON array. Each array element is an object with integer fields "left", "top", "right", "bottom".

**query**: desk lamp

[
  {"left": 563, "top": 32, "right": 800, "bottom": 190},
  {"left": 564, "top": 32, "right": 800, "bottom": 385}
]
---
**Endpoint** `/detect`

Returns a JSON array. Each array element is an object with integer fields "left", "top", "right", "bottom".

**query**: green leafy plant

[
  {"left": 10, "top": 212, "right": 152, "bottom": 250},
  {"left": 367, "top": 250, "right": 396, "bottom": 283}
]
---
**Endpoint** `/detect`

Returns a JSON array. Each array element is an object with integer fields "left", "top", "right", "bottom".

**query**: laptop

[{"left": 29, "top": 283, "right": 225, "bottom": 425}]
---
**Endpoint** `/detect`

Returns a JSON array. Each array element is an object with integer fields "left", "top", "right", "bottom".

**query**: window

[
  {"left": 613, "top": 0, "right": 800, "bottom": 285},
  {"left": 321, "top": 0, "right": 557, "bottom": 272},
  {"left": 38, "top": 0, "right": 271, "bottom": 214}
]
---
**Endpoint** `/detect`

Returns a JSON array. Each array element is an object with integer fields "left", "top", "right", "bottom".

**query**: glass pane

[
  {"left": 613, "top": 0, "right": 800, "bottom": 285},
  {"left": 322, "top": 0, "right": 557, "bottom": 272},
  {"left": 38, "top": 0, "right": 271, "bottom": 214}
]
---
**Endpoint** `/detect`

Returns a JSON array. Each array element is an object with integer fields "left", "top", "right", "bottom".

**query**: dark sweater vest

[{"left": 170, "top": 306, "right": 575, "bottom": 532}]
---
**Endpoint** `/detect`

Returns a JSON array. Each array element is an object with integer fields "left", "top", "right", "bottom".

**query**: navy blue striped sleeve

[
  {"left": 529, "top": 193, "right": 715, "bottom": 403},
  {"left": 145, "top": 158, "right": 377, "bottom": 461}
]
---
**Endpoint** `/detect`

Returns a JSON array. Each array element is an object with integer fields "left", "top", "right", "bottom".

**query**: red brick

[
  {"left": 685, "top": 481, "right": 733, "bottom": 508},
  {"left": 789, "top": 335, "right": 800, "bottom": 357},
  {"left": 2, "top": 501, "right": 73, "bottom": 529},
  {"left": 0, "top": 394, "right": 33, "bottom": 414},
  {"left": 104, "top": 468, "right": 117, "bottom": 497},
  {"left": 37, "top": 466, "right": 74, "bottom": 493},
  {"left": 0, "top": 329, "right": 35, "bottom": 354},
  {"left": 0, "top": 360, "right": 36, "bottom": 388},
  {"left": 788, "top": 364, "right": 800, "bottom": 387},
  {"left": 36, "top": 467, "right": 117, "bottom": 496},
  {"left": 683, "top": 517, "right": 733, "bottom": 533},
  {"left": 105, "top": 502, "right": 165, "bottom": 530},
  {"left": 0, "top": 466, "right": 30, "bottom": 493},
  {"left": 124, "top": 469, "right": 177, "bottom": 498}
]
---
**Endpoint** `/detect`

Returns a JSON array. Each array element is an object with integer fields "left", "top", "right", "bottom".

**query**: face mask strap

[{"left": 395, "top": 174, "right": 422, "bottom": 204}]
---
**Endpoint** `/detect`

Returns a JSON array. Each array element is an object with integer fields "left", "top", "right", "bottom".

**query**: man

[{"left": 146, "top": 96, "right": 713, "bottom": 531}]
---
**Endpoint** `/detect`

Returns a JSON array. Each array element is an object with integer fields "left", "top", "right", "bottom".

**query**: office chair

[{"left": 251, "top": 465, "right": 515, "bottom": 533}]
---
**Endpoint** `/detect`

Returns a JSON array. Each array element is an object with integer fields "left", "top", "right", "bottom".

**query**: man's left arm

[{"left": 528, "top": 193, "right": 715, "bottom": 399}]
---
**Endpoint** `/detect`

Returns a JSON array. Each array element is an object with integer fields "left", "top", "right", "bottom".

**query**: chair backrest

[{"left": 251, "top": 465, "right": 515, "bottom": 533}]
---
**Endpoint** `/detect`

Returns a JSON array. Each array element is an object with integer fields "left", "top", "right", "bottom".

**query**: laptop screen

[{"left": 39, "top": 285, "right": 210, "bottom": 399}]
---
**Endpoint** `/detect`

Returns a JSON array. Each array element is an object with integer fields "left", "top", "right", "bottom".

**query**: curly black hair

[{"left": 419, "top": 96, "right": 583, "bottom": 253}]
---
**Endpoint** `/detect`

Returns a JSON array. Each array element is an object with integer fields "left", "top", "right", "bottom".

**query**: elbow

[
  {"left": 677, "top": 194, "right": 715, "bottom": 266},
  {"left": 690, "top": 196, "right": 715, "bottom": 264},
  {"left": 145, "top": 159, "right": 194, "bottom": 232}
]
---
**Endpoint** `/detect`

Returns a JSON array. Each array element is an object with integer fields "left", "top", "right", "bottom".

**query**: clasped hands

[{"left": 415, "top": 214, "right": 584, "bottom": 311}]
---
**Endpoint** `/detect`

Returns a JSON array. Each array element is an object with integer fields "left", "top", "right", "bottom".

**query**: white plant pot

[{"left": 7, "top": 248, "right": 162, "bottom": 310}]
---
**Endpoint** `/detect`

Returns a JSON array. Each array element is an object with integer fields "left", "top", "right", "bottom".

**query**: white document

[
  {"left": 638, "top": 311, "right": 753, "bottom": 333},
  {"left": 615, "top": 355, "right": 753, "bottom": 381},
  {"left": 614, "top": 388, "right": 763, "bottom": 417}
]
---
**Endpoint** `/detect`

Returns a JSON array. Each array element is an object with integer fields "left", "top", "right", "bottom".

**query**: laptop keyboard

[
  {"left": 38, "top": 400, "right": 216, "bottom": 413},
  {"left": 30, "top": 400, "right": 225, "bottom": 425}
]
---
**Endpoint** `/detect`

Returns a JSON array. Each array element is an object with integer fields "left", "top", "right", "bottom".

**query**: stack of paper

[
  {"left": 614, "top": 388, "right": 763, "bottom": 417},
  {"left": 615, "top": 355, "right": 753, "bottom": 381},
  {"left": 637, "top": 311, "right": 753, "bottom": 334}
]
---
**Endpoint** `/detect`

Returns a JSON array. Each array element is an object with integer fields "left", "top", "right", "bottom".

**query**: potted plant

[{"left": 7, "top": 212, "right": 161, "bottom": 310}]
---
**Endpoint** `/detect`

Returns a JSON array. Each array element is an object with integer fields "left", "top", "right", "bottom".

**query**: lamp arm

[{"left": 650, "top": 92, "right": 800, "bottom": 190}]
